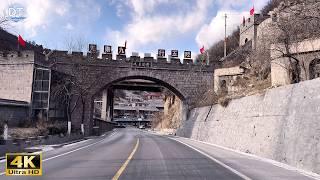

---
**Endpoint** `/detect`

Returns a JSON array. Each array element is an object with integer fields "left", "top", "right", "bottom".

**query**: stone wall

[
  {"left": 270, "top": 38, "right": 320, "bottom": 86},
  {"left": 0, "top": 51, "right": 35, "bottom": 102},
  {"left": 177, "top": 78, "right": 320, "bottom": 174},
  {"left": 49, "top": 53, "right": 214, "bottom": 135},
  {"left": 213, "top": 66, "right": 245, "bottom": 93}
]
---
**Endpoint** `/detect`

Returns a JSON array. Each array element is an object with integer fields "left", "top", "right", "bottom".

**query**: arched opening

[
  {"left": 309, "top": 59, "right": 320, "bottom": 80},
  {"left": 92, "top": 76, "right": 186, "bottom": 130},
  {"left": 245, "top": 38, "right": 248, "bottom": 44}
]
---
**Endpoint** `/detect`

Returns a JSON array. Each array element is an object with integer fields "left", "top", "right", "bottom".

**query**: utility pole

[{"left": 224, "top": 13, "right": 227, "bottom": 57}]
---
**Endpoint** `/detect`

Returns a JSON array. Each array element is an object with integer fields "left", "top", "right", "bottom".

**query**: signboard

[
  {"left": 171, "top": 50, "right": 178, "bottom": 58},
  {"left": 118, "top": 46, "right": 126, "bottom": 55},
  {"left": 184, "top": 51, "right": 191, "bottom": 59},
  {"left": 88, "top": 44, "right": 97, "bottom": 53},
  {"left": 104, "top": 45, "right": 112, "bottom": 54},
  {"left": 158, "top": 49, "right": 165, "bottom": 57},
  {"left": 6, "top": 153, "right": 42, "bottom": 176},
  {"left": 132, "top": 62, "right": 151, "bottom": 68}
]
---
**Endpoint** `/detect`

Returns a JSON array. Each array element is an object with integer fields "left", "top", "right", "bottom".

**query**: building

[
  {"left": 0, "top": 50, "right": 66, "bottom": 126},
  {"left": 239, "top": 14, "right": 269, "bottom": 49},
  {"left": 237, "top": 1, "right": 320, "bottom": 88}
]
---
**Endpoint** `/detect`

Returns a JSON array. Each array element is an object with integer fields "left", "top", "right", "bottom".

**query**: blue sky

[{"left": 1, "top": 0, "right": 268, "bottom": 58}]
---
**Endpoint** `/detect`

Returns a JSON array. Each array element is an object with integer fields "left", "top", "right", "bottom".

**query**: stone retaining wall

[{"left": 177, "top": 78, "right": 320, "bottom": 174}]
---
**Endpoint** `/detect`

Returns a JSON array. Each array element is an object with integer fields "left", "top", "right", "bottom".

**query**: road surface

[{"left": 0, "top": 128, "right": 317, "bottom": 180}]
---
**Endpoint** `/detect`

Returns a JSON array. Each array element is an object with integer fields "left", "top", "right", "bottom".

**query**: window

[
  {"left": 32, "top": 68, "right": 51, "bottom": 120},
  {"left": 309, "top": 59, "right": 320, "bottom": 79}
]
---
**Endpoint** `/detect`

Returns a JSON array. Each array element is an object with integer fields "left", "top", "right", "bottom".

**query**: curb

[{"left": 0, "top": 129, "right": 117, "bottom": 161}]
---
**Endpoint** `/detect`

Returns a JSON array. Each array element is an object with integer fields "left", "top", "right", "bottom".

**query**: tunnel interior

[{"left": 92, "top": 76, "right": 186, "bottom": 128}]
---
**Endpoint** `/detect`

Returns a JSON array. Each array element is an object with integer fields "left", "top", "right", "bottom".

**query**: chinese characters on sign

[
  {"left": 104, "top": 45, "right": 112, "bottom": 54},
  {"left": 132, "top": 62, "right": 152, "bottom": 68},
  {"left": 89, "top": 44, "right": 97, "bottom": 53},
  {"left": 158, "top": 49, "right": 165, "bottom": 57},
  {"left": 171, "top": 50, "right": 178, "bottom": 58},
  {"left": 118, "top": 46, "right": 126, "bottom": 55},
  {"left": 184, "top": 51, "right": 191, "bottom": 59}
]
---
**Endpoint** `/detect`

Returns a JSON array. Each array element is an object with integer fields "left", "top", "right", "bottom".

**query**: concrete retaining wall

[
  {"left": 93, "top": 118, "right": 116, "bottom": 135},
  {"left": 177, "top": 78, "right": 320, "bottom": 174}
]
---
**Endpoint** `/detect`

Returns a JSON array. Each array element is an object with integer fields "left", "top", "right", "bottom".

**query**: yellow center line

[{"left": 112, "top": 138, "right": 140, "bottom": 180}]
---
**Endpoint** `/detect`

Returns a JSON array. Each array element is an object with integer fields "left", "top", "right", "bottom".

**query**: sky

[{"left": 0, "top": 0, "right": 269, "bottom": 59}]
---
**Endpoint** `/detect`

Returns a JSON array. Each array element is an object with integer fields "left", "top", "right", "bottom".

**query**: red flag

[
  {"left": 124, "top": 40, "right": 127, "bottom": 49},
  {"left": 18, "top": 35, "right": 26, "bottom": 47},
  {"left": 200, "top": 46, "right": 205, "bottom": 54},
  {"left": 250, "top": 6, "right": 254, "bottom": 15}
]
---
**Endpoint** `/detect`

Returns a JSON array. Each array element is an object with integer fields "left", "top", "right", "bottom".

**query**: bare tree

[
  {"left": 51, "top": 73, "right": 78, "bottom": 135},
  {"left": 0, "top": 15, "right": 9, "bottom": 29},
  {"left": 64, "top": 35, "right": 88, "bottom": 53},
  {"left": 270, "top": 0, "right": 320, "bottom": 83},
  {"left": 51, "top": 61, "right": 108, "bottom": 135}
]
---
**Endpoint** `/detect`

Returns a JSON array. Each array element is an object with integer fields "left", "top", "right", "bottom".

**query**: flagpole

[
  {"left": 17, "top": 37, "right": 20, "bottom": 52},
  {"left": 224, "top": 13, "right": 227, "bottom": 58},
  {"left": 206, "top": 51, "right": 209, "bottom": 65}
]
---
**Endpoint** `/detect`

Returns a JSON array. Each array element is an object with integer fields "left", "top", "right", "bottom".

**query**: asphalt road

[{"left": 0, "top": 128, "right": 317, "bottom": 180}]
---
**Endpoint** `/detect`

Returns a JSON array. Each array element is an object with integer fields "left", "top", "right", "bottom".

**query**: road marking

[
  {"left": 112, "top": 138, "right": 139, "bottom": 180},
  {"left": 169, "top": 137, "right": 252, "bottom": 180},
  {"left": 64, "top": 139, "right": 91, "bottom": 147},
  {"left": 177, "top": 136, "right": 320, "bottom": 180},
  {"left": 0, "top": 131, "right": 117, "bottom": 176}
]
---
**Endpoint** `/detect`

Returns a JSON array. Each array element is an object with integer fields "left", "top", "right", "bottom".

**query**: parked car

[{"left": 138, "top": 125, "right": 145, "bottom": 129}]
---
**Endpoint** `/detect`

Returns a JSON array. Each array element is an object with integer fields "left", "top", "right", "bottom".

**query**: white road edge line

[
  {"left": 0, "top": 131, "right": 117, "bottom": 176},
  {"left": 64, "top": 139, "right": 91, "bottom": 147},
  {"left": 176, "top": 136, "right": 320, "bottom": 180},
  {"left": 168, "top": 137, "right": 252, "bottom": 180},
  {"left": 149, "top": 130, "right": 320, "bottom": 180}
]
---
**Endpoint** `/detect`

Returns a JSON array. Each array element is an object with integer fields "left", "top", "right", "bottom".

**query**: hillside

[{"left": 197, "top": 0, "right": 283, "bottom": 67}]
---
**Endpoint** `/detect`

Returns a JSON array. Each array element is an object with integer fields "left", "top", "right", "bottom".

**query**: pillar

[
  {"left": 101, "top": 90, "right": 107, "bottom": 120},
  {"left": 101, "top": 88, "right": 114, "bottom": 121},
  {"left": 180, "top": 100, "right": 189, "bottom": 123}
]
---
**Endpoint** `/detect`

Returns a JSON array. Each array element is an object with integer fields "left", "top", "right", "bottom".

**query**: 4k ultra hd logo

[{"left": 6, "top": 153, "right": 42, "bottom": 176}]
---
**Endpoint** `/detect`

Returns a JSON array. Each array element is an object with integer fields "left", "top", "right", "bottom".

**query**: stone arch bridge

[{"left": 47, "top": 51, "right": 214, "bottom": 134}]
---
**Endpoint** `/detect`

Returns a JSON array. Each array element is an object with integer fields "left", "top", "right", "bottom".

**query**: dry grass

[
  {"left": 194, "top": 73, "right": 271, "bottom": 108},
  {"left": 9, "top": 128, "right": 46, "bottom": 139},
  {"left": 218, "top": 96, "right": 231, "bottom": 107},
  {"left": 8, "top": 120, "right": 67, "bottom": 139}
]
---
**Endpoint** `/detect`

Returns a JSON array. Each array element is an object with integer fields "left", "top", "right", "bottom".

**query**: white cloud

[
  {"left": 64, "top": 23, "right": 74, "bottom": 30},
  {"left": 195, "top": 0, "right": 269, "bottom": 49},
  {"left": 0, "top": 0, "right": 53, "bottom": 37},
  {"left": 105, "top": 0, "right": 213, "bottom": 54},
  {"left": 0, "top": 0, "right": 100, "bottom": 39},
  {"left": 196, "top": 10, "right": 247, "bottom": 48}
]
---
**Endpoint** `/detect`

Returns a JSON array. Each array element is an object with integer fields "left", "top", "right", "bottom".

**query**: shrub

[
  {"left": 47, "top": 122, "right": 67, "bottom": 135},
  {"left": 218, "top": 96, "right": 231, "bottom": 107}
]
